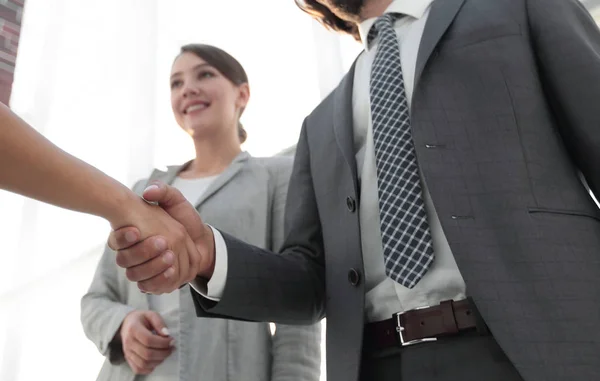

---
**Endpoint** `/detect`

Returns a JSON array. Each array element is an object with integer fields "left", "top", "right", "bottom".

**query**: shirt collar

[{"left": 358, "top": 0, "right": 435, "bottom": 51}]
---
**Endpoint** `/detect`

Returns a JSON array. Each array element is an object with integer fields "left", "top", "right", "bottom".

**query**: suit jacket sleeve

[
  {"left": 79, "top": 180, "right": 146, "bottom": 364},
  {"left": 80, "top": 242, "right": 135, "bottom": 364},
  {"left": 268, "top": 157, "right": 322, "bottom": 381},
  {"left": 527, "top": 0, "right": 600, "bottom": 196},
  {"left": 192, "top": 120, "right": 326, "bottom": 325}
]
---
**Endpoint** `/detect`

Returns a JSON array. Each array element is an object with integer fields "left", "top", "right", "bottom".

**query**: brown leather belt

[{"left": 363, "top": 298, "right": 483, "bottom": 352}]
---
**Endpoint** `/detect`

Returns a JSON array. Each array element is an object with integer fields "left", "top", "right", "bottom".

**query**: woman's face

[{"left": 170, "top": 52, "right": 249, "bottom": 139}]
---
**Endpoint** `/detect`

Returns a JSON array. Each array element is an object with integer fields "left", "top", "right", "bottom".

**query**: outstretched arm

[
  {"left": 0, "top": 103, "right": 137, "bottom": 228},
  {"left": 0, "top": 104, "right": 206, "bottom": 291}
]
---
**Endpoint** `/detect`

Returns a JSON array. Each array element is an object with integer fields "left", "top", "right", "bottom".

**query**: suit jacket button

[
  {"left": 348, "top": 268, "right": 361, "bottom": 286},
  {"left": 346, "top": 196, "right": 356, "bottom": 212}
]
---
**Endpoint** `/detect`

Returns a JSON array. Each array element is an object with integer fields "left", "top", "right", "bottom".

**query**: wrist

[
  {"left": 196, "top": 224, "right": 216, "bottom": 280},
  {"left": 109, "top": 190, "right": 147, "bottom": 230},
  {"left": 119, "top": 310, "right": 135, "bottom": 334}
]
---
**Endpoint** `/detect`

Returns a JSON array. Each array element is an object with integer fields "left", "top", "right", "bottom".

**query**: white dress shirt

[{"left": 202, "top": 0, "right": 467, "bottom": 322}]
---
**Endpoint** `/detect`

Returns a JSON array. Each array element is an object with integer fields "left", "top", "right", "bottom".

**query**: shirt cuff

[{"left": 188, "top": 225, "right": 228, "bottom": 301}]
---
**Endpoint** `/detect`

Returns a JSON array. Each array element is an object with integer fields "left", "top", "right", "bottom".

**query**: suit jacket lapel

[
  {"left": 192, "top": 151, "right": 249, "bottom": 209},
  {"left": 146, "top": 164, "right": 183, "bottom": 188},
  {"left": 414, "top": 0, "right": 465, "bottom": 88},
  {"left": 333, "top": 59, "right": 360, "bottom": 193},
  {"left": 330, "top": 0, "right": 464, "bottom": 189},
  {"left": 146, "top": 152, "right": 249, "bottom": 210}
]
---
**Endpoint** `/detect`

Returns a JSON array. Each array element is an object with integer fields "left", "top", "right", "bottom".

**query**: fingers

[
  {"left": 137, "top": 266, "right": 179, "bottom": 294},
  {"left": 124, "top": 250, "right": 175, "bottom": 283},
  {"left": 116, "top": 236, "right": 168, "bottom": 268},
  {"left": 137, "top": 329, "right": 174, "bottom": 350},
  {"left": 125, "top": 349, "right": 167, "bottom": 375},
  {"left": 141, "top": 312, "right": 175, "bottom": 349},
  {"left": 125, "top": 350, "right": 154, "bottom": 375},
  {"left": 144, "top": 182, "right": 207, "bottom": 242},
  {"left": 123, "top": 315, "right": 174, "bottom": 375},
  {"left": 108, "top": 226, "right": 140, "bottom": 251},
  {"left": 130, "top": 336, "right": 173, "bottom": 362},
  {"left": 142, "top": 181, "right": 188, "bottom": 209}
]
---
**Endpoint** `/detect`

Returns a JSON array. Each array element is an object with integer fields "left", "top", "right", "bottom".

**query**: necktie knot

[{"left": 367, "top": 13, "right": 399, "bottom": 46}]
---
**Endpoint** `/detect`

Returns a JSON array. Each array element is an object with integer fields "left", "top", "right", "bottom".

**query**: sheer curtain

[{"left": 0, "top": 1, "right": 361, "bottom": 380}]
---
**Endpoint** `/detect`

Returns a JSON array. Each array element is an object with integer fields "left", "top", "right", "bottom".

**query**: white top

[
  {"left": 202, "top": 0, "right": 467, "bottom": 322},
  {"left": 172, "top": 175, "right": 219, "bottom": 205}
]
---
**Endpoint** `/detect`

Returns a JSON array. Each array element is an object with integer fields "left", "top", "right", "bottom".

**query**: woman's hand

[{"left": 119, "top": 310, "right": 174, "bottom": 375}]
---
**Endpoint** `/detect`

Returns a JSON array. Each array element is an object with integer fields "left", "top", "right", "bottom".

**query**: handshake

[{"left": 109, "top": 181, "right": 216, "bottom": 294}]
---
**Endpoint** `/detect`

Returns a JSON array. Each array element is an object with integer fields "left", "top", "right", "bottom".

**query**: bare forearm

[{"left": 0, "top": 104, "right": 138, "bottom": 228}]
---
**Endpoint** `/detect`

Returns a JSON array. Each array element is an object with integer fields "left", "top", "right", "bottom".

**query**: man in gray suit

[{"left": 109, "top": 0, "right": 600, "bottom": 380}]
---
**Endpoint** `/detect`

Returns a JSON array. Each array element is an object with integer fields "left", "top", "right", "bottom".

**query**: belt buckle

[{"left": 395, "top": 305, "right": 438, "bottom": 346}]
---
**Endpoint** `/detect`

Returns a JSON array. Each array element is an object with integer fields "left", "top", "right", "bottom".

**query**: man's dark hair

[{"left": 295, "top": 0, "right": 361, "bottom": 41}]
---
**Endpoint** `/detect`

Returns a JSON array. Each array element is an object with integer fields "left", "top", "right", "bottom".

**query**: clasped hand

[{"left": 108, "top": 182, "right": 216, "bottom": 294}]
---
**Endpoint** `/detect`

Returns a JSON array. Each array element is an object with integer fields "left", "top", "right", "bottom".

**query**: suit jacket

[
  {"left": 80, "top": 152, "right": 321, "bottom": 381},
  {"left": 192, "top": 1, "right": 600, "bottom": 380}
]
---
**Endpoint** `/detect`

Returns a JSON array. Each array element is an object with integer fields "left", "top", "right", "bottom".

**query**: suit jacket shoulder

[{"left": 246, "top": 155, "right": 294, "bottom": 188}]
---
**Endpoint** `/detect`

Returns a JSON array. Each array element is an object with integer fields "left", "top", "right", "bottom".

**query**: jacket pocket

[{"left": 527, "top": 207, "right": 600, "bottom": 223}]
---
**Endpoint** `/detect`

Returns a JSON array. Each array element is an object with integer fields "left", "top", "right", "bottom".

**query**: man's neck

[{"left": 360, "top": 0, "right": 393, "bottom": 21}]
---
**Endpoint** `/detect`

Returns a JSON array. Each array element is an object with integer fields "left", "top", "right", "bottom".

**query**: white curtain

[{"left": 0, "top": 1, "right": 361, "bottom": 380}]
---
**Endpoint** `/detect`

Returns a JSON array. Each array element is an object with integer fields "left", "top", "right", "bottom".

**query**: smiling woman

[
  {"left": 79, "top": 43, "right": 322, "bottom": 381},
  {"left": 170, "top": 44, "right": 250, "bottom": 153}
]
